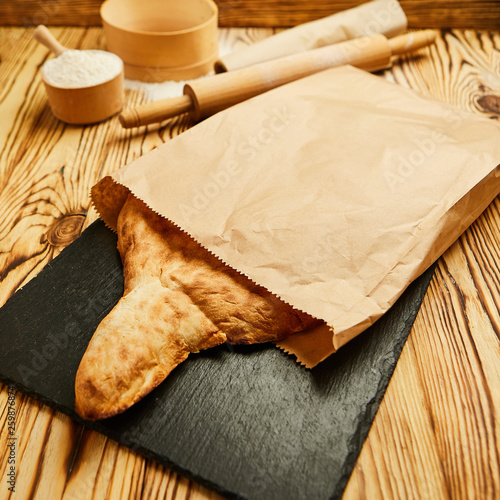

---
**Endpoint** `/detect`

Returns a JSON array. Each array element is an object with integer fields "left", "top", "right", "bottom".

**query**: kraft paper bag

[
  {"left": 92, "top": 65, "right": 500, "bottom": 367},
  {"left": 215, "top": 0, "right": 407, "bottom": 72}
]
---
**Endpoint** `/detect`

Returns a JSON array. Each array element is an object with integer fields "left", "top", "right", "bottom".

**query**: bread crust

[{"left": 75, "top": 195, "right": 318, "bottom": 420}]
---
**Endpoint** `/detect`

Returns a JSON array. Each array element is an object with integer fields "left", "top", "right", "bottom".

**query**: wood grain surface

[
  {"left": 0, "top": 25, "right": 499, "bottom": 499},
  {"left": 1, "top": 0, "right": 500, "bottom": 29}
]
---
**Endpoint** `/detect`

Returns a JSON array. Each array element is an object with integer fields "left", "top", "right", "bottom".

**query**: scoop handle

[{"left": 33, "top": 25, "right": 67, "bottom": 57}]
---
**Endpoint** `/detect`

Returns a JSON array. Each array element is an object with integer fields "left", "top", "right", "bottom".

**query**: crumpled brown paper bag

[
  {"left": 92, "top": 66, "right": 500, "bottom": 367},
  {"left": 215, "top": 0, "right": 407, "bottom": 72}
]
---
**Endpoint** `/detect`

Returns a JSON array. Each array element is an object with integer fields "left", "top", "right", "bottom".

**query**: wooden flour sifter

[{"left": 119, "top": 30, "right": 436, "bottom": 128}]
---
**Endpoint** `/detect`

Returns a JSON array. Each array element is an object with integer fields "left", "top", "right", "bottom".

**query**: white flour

[{"left": 42, "top": 50, "right": 123, "bottom": 88}]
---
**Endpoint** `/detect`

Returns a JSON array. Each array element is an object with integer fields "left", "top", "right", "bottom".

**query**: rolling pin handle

[
  {"left": 388, "top": 30, "right": 437, "bottom": 56},
  {"left": 119, "top": 94, "right": 194, "bottom": 129},
  {"left": 119, "top": 108, "right": 142, "bottom": 129}
]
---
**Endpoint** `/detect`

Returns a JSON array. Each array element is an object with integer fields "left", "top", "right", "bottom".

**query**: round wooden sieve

[{"left": 100, "top": 0, "right": 218, "bottom": 82}]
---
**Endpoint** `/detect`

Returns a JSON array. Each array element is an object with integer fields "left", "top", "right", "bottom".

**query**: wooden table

[{"left": 0, "top": 26, "right": 499, "bottom": 499}]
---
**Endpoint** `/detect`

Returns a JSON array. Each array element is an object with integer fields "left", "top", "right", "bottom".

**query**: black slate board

[{"left": 0, "top": 220, "right": 435, "bottom": 499}]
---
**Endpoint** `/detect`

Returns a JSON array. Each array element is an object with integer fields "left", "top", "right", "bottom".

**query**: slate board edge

[
  {"left": 330, "top": 263, "right": 436, "bottom": 500},
  {"left": 0, "top": 220, "right": 437, "bottom": 500}
]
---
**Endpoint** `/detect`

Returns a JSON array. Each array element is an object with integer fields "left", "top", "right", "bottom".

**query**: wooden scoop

[
  {"left": 34, "top": 25, "right": 125, "bottom": 125},
  {"left": 119, "top": 30, "right": 437, "bottom": 129}
]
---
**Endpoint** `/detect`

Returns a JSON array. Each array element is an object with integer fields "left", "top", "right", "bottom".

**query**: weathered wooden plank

[
  {"left": 345, "top": 225, "right": 500, "bottom": 499},
  {"left": 216, "top": 0, "right": 500, "bottom": 29},
  {"left": 386, "top": 30, "right": 500, "bottom": 116},
  {"left": 344, "top": 28, "right": 500, "bottom": 500},
  {"left": 0, "top": 0, "right": 499, "bottom": 29}
]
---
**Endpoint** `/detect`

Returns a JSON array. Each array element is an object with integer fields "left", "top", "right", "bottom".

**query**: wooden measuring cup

[{"left": 34, "top": 25, "right": 125, "bottom": 125}]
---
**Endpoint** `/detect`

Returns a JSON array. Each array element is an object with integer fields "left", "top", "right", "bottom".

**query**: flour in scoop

[{"left": 42, "top": 50, "right": 123, "bottom": 88}]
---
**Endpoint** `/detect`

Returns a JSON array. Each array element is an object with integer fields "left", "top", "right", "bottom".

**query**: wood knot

[
  {"left": 45, "top": 214, "right": 85, "bottom": 246},
  {"left": 477, "top": 94, "right": 500, "bottom": 115}
]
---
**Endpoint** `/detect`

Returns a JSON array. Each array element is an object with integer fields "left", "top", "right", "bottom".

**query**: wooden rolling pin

[{"left": 119, "top": 30, "right": 436, "bottom": 128}]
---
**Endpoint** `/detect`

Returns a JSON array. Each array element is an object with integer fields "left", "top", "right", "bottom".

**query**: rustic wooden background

[
  {"left": 0, "top": 23, "right": 499, "bottom": 498},
  {"left": 0, "top": 0, "right": 499, "bottom": 29}
]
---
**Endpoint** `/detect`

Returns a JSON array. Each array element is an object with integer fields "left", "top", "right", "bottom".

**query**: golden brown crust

[
  {"left": 75, "top": 195, "right": 318, "bottom": 420},
  {"left": 74, "top": 280, "right": 226, "bottom": 420},
  {"left": 118, "top": 195, "right": 316, "bottom": 344}
]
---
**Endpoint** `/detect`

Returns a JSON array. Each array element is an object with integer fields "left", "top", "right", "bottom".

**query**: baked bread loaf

[{"left": 75, "top": 194, "right": 318, "bottom": 420}]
